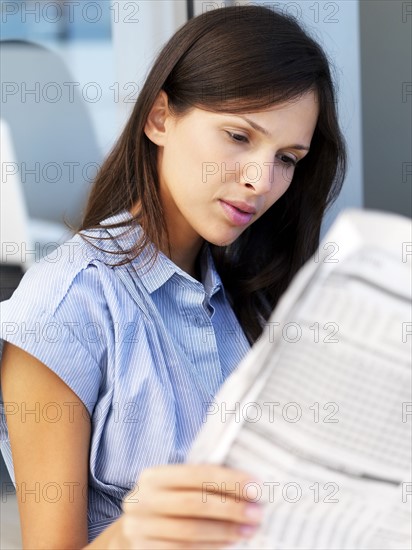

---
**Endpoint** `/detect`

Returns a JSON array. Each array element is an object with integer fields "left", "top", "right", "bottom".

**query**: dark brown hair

[{"left": 78, "top": 5, "right": 347, "bottom": 343}]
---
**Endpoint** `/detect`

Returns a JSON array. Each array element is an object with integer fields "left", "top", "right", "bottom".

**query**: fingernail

[
  {"left": 238, "top": 524, "right": 258, "bottom": 537},
  {"left": 245, "top": 502, "right": 263, "bottom": 521}
]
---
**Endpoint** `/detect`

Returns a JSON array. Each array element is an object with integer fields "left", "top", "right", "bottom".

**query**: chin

[{"left": 203, "top": 230, "right": 243, "bottom": 248}]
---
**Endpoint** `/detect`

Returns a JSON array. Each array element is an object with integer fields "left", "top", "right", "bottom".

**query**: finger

[
  {"left": 134, "top": 515, "right": 259, "bottom": 543},
  {"left": 124, "top": 489, "right": 264, "bottom": 526},
  {"left": 138, "top": 463, "right": 259, "bottom": 494}
]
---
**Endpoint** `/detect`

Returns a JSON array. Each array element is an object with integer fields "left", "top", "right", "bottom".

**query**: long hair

[{"left": 78, "top": 5, "right": 347, "bottom": 343}]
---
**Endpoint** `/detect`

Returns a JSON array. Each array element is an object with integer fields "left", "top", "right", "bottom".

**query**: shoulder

[
  {"left": 1, "top": 233, "right": 110, "bottom": 318},
  {"left": 0, "top": 229, "right": 140, "bottom": 376}
]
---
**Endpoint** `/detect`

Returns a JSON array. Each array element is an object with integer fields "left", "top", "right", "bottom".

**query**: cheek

[
  {"left": 160, "top": 140, "right": 215, "bottom": 205},
  {"left": 167, "top": 131, "right": 216, "bottom": 183},
  {"left": 275, "top": 162, "right": 295, "bottom": 188},
  {"left": 275, "top": 164, "right": 295, "bottom": 193},
  {"left": 265, "top": 166, "right": 295, "bottom": 209}
]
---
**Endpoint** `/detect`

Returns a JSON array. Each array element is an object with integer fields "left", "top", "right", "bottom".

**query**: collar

[
  {"left": 99, "top": 210, "right": 223, "bottom": 298},
  {"left": 199, "top": 244, "right": 223, "bottom": 299}
]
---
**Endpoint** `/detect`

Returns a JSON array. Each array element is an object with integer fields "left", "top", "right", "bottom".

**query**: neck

[
  {"left": 163, "top": 238, "right": 204, "bottom": 280},
  {"left": 129, "top": 201, "right": 204, "bottom": 279}
]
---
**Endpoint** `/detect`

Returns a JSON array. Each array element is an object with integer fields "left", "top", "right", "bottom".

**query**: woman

[{"left": 0, "top": 5, "right": 346, "bottom": 549}]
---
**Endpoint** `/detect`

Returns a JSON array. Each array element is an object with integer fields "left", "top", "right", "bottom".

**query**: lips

[
  {"left": 222, "top": 200, "right": 257, "bottom": 215},
  {"left": 219, "top": 199, "right": 257, "bottom": 226}
]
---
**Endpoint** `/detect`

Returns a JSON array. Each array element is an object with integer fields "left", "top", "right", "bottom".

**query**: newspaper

[{"left": 188, "top": 209, "right": 412, "bottom": 550}]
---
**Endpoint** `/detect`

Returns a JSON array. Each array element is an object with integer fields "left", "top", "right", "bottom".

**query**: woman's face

[{"left": 145, "top": 90, "right": 319, "bottom": 252}]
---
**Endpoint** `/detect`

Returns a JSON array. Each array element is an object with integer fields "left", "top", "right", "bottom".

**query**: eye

[
  {"left": 277, "top": 154, "right": 297, "bottom": 167},
  {"left": 226, "top": 131, "right": 249, "bottom": 144}
]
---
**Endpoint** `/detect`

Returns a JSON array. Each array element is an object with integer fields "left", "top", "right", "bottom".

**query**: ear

[{"left": 144, "top": 90, "right": 172, "bottom": 146}]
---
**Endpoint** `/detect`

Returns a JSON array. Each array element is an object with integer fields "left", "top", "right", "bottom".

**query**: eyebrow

[{"left": 235, "top": 115, "right": 311, "bottom": 151}]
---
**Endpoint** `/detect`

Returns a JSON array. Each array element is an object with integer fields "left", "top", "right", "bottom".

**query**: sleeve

[{"left": 0, "top": 261, "right": 112, "bottom": 425}]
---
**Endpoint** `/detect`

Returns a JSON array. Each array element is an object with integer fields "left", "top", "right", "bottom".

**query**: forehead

[
  {"left": 182, "top": 90, "right": 319, "bottom": 120},
  {"left": 179, "top": 91, "right": 319, "bottom": 135},
  {"left": 212, "top": 88, "right": 316, "bottom": 110}
]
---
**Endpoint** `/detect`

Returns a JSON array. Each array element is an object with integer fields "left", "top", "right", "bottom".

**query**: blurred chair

[
  {"left": 0, "top": 118, "right": 71, "bottom": 299},
  {"left": 0, "top": 39, "right": 101, "bottom": 228},
  {"left": 1, "top": 119, "right": 32, "bottom": 301},
  {"left": 1, "top": 119, "right": 32, "bottom": 268}
]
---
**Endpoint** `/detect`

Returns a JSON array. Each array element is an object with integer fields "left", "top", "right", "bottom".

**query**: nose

[
  {"left": 240, "top": 156, "right": 274, "bottom": 195},
  {"left": 241, "top": 148, "right": 294, "bottom": 195}
]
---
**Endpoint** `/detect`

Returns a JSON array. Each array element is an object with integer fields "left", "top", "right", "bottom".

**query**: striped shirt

[{"left": 0, "top": 211, "right": 251, "bottom": 542}]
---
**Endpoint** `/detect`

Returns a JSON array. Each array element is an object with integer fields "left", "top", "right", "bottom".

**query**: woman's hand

[{"left": 98, "top": 463, "right": 264, "bottom": 550}]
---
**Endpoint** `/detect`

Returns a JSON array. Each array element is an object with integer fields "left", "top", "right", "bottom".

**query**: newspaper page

[{"left": 188, "top": 209, "right": 412, "bottom": 550}]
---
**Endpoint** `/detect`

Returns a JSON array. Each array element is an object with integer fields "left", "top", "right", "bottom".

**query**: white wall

[
  {"left": 110, "top": 0, "right": 187, "bottom": 129},
  {"left": 50, "top": 41, "right": 117, "bottom": 157},
  {"left": 359, "top": 0, "right": 412, "bottom": 218}
]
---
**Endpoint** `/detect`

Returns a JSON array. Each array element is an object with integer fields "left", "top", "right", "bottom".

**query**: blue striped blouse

[{"left": 0, "top": 211, "right": 251, "bottom": 542}]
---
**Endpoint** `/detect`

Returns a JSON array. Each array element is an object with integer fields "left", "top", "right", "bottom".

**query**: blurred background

[{"left": 0, "top": 1, "right": 411, "bottom": 547}]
